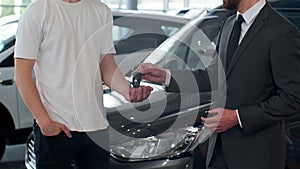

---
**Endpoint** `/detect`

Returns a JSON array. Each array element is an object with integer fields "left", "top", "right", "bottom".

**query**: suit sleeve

[
  {"left": 166, "top": 51, "right": 221, "bottom": 93},
  {"left": 239, "top": 27, "right": 300, "bottom": 136},
  {"left": 166, "top": 69, "right": 211, "bottom": 93}
]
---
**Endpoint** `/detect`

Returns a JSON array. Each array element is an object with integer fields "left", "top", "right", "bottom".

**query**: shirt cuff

[
  {"left": 236, "top": 109, "right": 243, "bottom": 128},
  {"left": 164, "top": 69, "right": 171, "bottom": 87}
]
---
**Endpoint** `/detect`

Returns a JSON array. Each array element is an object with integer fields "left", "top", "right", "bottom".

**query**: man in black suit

[{"left": 139, "top": 0, "right": 300, "bottom": 169}]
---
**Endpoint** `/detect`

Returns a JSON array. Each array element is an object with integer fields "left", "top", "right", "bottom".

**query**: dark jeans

[{"left": 33, "top": 121, "right": 109, "bottom": 169}]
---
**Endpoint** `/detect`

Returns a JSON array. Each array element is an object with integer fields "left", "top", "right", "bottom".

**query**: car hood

[{"left": 103, "top": 77, "right": 211, "bottom": 143}]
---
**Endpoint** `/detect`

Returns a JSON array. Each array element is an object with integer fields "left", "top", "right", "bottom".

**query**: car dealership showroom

[{"left": 0, "top": 0, "right": 299, "bottom": 169}]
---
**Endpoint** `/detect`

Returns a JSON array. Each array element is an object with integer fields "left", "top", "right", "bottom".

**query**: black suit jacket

[{"left": 166, "top": 3, "right": 300, "bottom": 169}]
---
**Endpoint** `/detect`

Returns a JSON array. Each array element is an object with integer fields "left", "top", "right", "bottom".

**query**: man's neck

[
  {"left": 238, "top": 0, "right": 260, "bottom": 13},
  {"left": 63, "top": 0, "right": 81, "bottom": 3}
]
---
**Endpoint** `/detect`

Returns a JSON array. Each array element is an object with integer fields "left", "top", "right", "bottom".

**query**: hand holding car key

[
  {"left": 202, "top": 110, "right": 218, "bottom": 118},
  {"left": 132, "top": 71, "right": 142, "bottom": 88},
  {"left": 201, "top": 108, "right": 238, "bottom": 133},
  {"left": 128, "top": 68, "right": 153, "bottom": 102}
]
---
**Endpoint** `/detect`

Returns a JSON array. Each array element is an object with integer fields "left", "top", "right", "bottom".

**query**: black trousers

[
  {"left": 207, "top": 135, "right": 229, "bottom": 169},
  {"left": 33, "top": 121, "right": 109, "bottom": 169}
]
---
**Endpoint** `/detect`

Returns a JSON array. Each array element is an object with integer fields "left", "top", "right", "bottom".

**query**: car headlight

[{"left": 110, "top": 126, "right": 212, "bottom": 162}]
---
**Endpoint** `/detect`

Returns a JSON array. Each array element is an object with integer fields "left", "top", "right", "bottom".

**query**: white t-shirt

[{"left": 14, "top": 0, "right": 116, "bottom": 131}]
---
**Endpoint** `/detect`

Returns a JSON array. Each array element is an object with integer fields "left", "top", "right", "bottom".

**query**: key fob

[
  {"left": 132, "top": 72, "right": 142, "bottom": 88},
  {"left": 203, "top": 111, "right": 218, "bottom": 118}
]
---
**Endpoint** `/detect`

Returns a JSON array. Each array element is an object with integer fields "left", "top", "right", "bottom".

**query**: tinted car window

[
  {"left": 112, "top": 25, "right": 134, "bottom": 41},
  {"left": 0, "top": 53, "right": 14, "bottom": 67},
  {"left": 114, "top": 33, "right": 168, "bottom": 54},
  {"left": 0, "top": 22, "right": 17, "bottom": 67},
  {"left": 143, "top": 19, "right": 217, "bottom": 71},
  {"left": 149, "top": 32, "right": 213, "bottom": 71},
  {"left": 142, "top": 10, "right": 234, "bottom": 72},
  {"left": 113, "top": 15, "right": 185, "bottom": 55},
  {"left": 161, "top": 26, "right": 180, "bottom": 36},
  {"left": 0, "top": 23, "right": 17, "bottom": 53}
]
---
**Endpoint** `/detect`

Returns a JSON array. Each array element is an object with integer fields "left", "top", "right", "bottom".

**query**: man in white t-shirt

[{"left": 14, "top": 0, "right": 153, "bottom": 168}]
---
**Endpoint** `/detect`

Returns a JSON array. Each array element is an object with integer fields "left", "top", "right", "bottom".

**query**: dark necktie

[{"left": 226, "top": 14, "right": 245, "bottom": 68}]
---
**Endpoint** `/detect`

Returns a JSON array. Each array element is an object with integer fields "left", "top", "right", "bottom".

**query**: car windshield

[
  {"left": 140, "top": 16, "right": 219, "bottom": 74},
  {"left": 124, "top": 9, "right": 234, "bottom": 78},
  {"left": 0, "top": 22, "right": 18, "bottom": 54}
]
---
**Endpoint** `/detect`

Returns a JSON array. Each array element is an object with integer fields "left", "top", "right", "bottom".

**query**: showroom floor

[{"left": 0, "top": 144, "right": 25, "bottom": 169}]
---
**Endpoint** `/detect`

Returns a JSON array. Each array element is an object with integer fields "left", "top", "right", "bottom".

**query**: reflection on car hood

[{"left": 103, "top": 77, "right": 211, "bottom": 141}]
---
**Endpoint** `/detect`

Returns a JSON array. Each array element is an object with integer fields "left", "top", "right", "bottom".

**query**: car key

[
  {"left": 132, "top": 72, "right": 142, "bottom": 88},
  {"left": 201, "top": 111, "right": 218, "bottom": 124},
  {"left": 203, "top": 111, "right": 218, "bottom": 118}
]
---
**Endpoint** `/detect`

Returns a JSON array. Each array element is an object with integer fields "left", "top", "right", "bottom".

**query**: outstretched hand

[
  {"left": 127, "top": 85, "right": 153, "bottom": 102},
  {"left": 139, "top": 63, "right": 167, "bottom": 84}
]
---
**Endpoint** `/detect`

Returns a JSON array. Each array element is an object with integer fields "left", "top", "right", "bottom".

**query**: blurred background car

[
  {"left": 166, "top": 7, "right": 209, "bottom": 20},
  {"left": 0, "top": 10, "right": 187, "bottom": 162},
  {"left": 0, "top": 14, "right": 19, "bottom": 26},
  {"left": 112, "top": 10, "right": 188, "bottom": 73},
  {"left": 0, "top": 18, "right": 31, "bottom": 162}
]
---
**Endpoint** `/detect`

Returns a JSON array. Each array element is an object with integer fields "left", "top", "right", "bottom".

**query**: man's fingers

[
  {"left": 138, "top": 86, "right": 152, "bottom": 101},
  {"left": 60, "top": 125, "right": 72, "bottom": 138},
  {"left": 129, "top": 86, "right": 153, "bottom": 102},
  {"left": 205, "top": 122, "right": 219, "bottom": 129},
  {"left": 139, "top": 63, "right": 157, "bottom": 71},
  {"left": 141, "top": 68, "right": 164, "bottom": 76},
  {"left": 208, "top": 108, "right": 222, "bottom": 114},
  {"left": 136, "top": 87, "right": 143, "bottom": 101},
  {"left": 205, "top": 122, "right": 226, "bottom": 132},
  {"left": 142, "top": 75, "right": 163, "bottom": 83},
  {"left": 140, "top": 68, "right": 156, "bottom": 75},
  {"left": 201, "top": 108, "right": 236, "bottom": 133},
  {"left": 204, "top": 115, "right": 220, "bottom": 124},
  {"left": 142, "top": 87, "right": 150, "bottom": 100},
  {"left": 201, "top": 117, "right": 206, "bottom": 123},
  {"left": 140, "top": 66, "right": 166, "bottom": 84},
  {"left": 130, "top": 89, "right": 137, "bottom": 102}
]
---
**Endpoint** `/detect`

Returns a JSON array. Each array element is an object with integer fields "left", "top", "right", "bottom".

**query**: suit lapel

[
  {"left": 226, "top": 4, "right": 272, "bottom": 77},
  {"left": 221, "top": 16, "right": 236, "bottom": 68}
]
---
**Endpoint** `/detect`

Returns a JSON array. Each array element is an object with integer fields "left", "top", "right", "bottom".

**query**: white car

[
  {"left": 166, "top": 7, "right": 209, "bottom": 20},
  {"left": 0, "top": 18, "right": 32, "bottom": 161},
  {"left": 0, "top": 11, "right": 187, "bottom": 161}
]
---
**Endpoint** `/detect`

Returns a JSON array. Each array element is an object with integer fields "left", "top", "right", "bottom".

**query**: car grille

[{"left": 25, "top": 134, "right": 36, "bottom": 169}]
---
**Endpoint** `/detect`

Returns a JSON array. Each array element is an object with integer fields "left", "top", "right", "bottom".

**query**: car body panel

[
  {"left": 0, "top": 67, "right": 19, "bottom": 128},
  {"left": 110, "top": 157, "right": 193, "bottom": 169}
]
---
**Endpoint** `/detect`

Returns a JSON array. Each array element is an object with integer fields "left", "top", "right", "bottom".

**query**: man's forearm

[
  {"left": 100, "top": 54, "right": 130, "bottom": 99},
  {"left": 16, "top": 78, "right": 51, "bottom": 124},
  {"left": 15, "top": 59, "right": 52, "bottom": 126}
]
